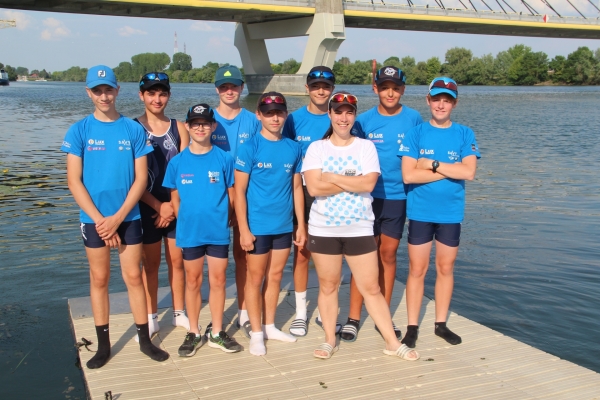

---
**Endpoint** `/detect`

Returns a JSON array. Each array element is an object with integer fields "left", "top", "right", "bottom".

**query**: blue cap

[
  {"left": 428, "top": 76, "right": 458, "bottom": 98},
  {"left": 214, "top": 65, "right": 243, "bottom": 87},
  {"left": 86, "top": 65, "right": 118, "bottom": 89}
]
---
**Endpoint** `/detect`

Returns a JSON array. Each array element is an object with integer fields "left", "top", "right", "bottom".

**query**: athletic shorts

[
  {"left": 293, "top": 185, "right": 315, "bottom": 226},
  {"left": 80, "top": 220, "right": 143, "bottom": 248},
  {"left": 372, "top": 198, "right": 406, "bottom": 240},
  {"left": 248, "top": 233, "right": 292, "bottom": 255},
  {"left": 181, "top": 244, "right": 229, "bottom": 261},
  {"left": 407, "top": 220, "right": 461, "bottom": 247},
  {"left": 140, "top": 204, "right": 176, "bottom": 244},
  {"left": 307, "top": 234, "right": 377, "bottom": 256}
]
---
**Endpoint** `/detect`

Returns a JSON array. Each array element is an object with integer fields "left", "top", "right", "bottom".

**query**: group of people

[{"left": 61, "top": 61, "right": 479, "bottom": 369}]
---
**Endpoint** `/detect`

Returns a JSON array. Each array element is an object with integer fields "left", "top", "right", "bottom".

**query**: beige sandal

[
  {"left": 383, "top": 343, "right": 420, "bottom": 361},
  {"left": 313, "top": 343, "right": 339, "bottom": 359}
]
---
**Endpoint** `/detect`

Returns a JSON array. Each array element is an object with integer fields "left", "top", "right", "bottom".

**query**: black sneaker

[
  {"left": 208, "top": 331, "right": 243, "bottom": 353},
  {"left": 178, "top": 332, "right": 204, "bottom": 357}
]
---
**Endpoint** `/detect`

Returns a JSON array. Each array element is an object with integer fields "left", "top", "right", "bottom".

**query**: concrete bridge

[{"left": 3, "top": 0, "right": 599, "bottom": 93}]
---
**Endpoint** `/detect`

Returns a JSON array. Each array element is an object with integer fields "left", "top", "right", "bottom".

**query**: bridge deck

[{"left": 68, "top": 273, "right": 600, "bottom": 400}]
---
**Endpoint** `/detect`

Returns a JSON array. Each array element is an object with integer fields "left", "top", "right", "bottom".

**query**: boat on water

[
  {"left": 35, "top": 78, "right": 47, "bottom": 82},
  {"left": 16, "top": 75, "right": 28, "bottom": 82},
  {"left": 0, "top": 69, "right": 9, "bottom": 86}
]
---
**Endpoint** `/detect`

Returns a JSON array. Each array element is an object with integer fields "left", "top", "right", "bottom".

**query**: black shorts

[
  {"left": 307, "top": 234, "right": 377, "bottom": 256},
  {"left": 292, "top": 185, "right": 315, "bottom": 226},
  {"left": 372, "top": 198, "right": 406, "bottom": 240},
  {"left": 407, "top": 220, "right": 461, "bottom": 247},
  {"left": 80, "top": 220, "right": 143, "bottom": 248},
  {"left": 140, "top": 203, "right": 176, "bottom": 244},
  {"left": 181, "top": 244, "right": 229, "bottom": 261},
  {"left": 248, "top": 233, "right": 293, "bottom": 255}
]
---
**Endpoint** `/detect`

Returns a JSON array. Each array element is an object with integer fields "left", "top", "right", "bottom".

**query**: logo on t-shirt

[
  {"left": 163, "top": 138, "right": 175, "bottom": 150},
  {"left": 284, "top": 163, "right": 293, "bottom": 173},
  {"left": 212, "top": 134, "right": 227, "bottom": 142},
  {"left": 181, "top": 178, "right": 193, "bottom": 185},
  {"left": 208, "top": 171, "right": 220, "bottom": 183},
  {"left": 471, "top": 143, "right": 477, "bottom": 151},
  {"left": 398, "top": 144, "right": 410, "bottom": 152},
  {"left": 62, "top": 141, "right": 71, "bottom": 148},
  {"left": 88, "top": 139, "right": 105, "bottom": 146},
  {"left": 368, "top": 133, "right": 383, "bottom": 140},
  {"left": 257, "top": 162, "right": 272, "bottom": 169},
  {"left": 447, "top": 150, "right": 459, "bottom": 161},
  {"left": 420, "top": 149, "right": 434, "bottom": 155},
  {"left": 235, "top": 157, "right": 246, "bottom": 167},
  {"left": 344, "top": 169, "right": 357, "bottom": 176},
  {"left": 296, "top": 136, "right": 311, "bottom": 142}
]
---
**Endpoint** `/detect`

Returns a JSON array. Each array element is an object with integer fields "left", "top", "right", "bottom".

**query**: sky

[{"left": 1, "top": 0, "right": 599, "bottom": 73}]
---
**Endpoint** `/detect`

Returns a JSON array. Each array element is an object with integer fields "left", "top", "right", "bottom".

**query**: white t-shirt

[{"left": 301, "top": 137, "right": 380, "bottom": 237}]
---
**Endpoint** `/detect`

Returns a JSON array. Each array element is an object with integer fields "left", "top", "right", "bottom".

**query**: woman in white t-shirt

[{"left": 302, "top": 91, "right": 420, "bottom": 361}]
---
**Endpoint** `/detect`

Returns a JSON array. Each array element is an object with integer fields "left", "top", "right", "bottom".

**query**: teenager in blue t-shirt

[
  {"left": 342, "top": 66, "right": 423, "bottom": 342},
  {"left": 134, "top": 72, "right": 191, "bottom": 340},
  {"left": 61, "top": 65, "right": 169, "bottom": 369},
  {"left": 398, "top": 77, "right": 480, "bottom": 349},
  {"left": 282, "top": 66, "right": 337, "bottom": 337},
  {"left": 211, "top": 65, "right": 261, "bottom": 332},
  {"left": 234, "top": 92, "right": 305, "bottom": 356},
  {"left": 163, "top": 104, "right": 242, "bottom": 357}
]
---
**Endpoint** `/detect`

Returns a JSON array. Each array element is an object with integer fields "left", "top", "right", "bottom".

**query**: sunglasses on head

[
  {"left": 260, "top": 95, "right": 286, "bottom": 105},
  {"left": 330, "top": 93, "right": 358, "bottom": 105},
  {"left": 307, "top": 70, "right": 335, "bottom": 82},
  {"left": 430, "top": 79, "right": 458, "bottom": 92},
  {"left": 141, "top": 72, "right": 169, "bottom": 82}
]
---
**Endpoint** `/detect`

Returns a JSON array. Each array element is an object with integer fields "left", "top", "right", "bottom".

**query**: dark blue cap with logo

[
  {"left": 186, "top": 103, "right": 215, "bottom": 123},
  {"left": 375, "top": 66, "right": 406, "bottom": 86},
  {"left": 214, "top": 65, "right": 244, "bottom": 87}
]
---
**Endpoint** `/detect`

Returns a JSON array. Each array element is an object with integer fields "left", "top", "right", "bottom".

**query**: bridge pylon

[{"left": 235, "top": 0, "right": 345, "bottom": 95}]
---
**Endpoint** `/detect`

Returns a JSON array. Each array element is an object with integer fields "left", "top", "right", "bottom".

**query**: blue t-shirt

[
  {"left": 61, "top": 114, "right": 153, "bottom": 224},
  {"left": 162, "top": 146, "right": 234, "bottom": 248},
  {"left": 352, "top": 106, "right": 423, "bottom": 200},
  {"left": 212, "top": 108, "right": 260, "bottom": 156},
  {"left": 235, "top": 133, "right": 303, "bottom": 235},
  {"left": 282, "top": 106, "right": 330, "bottom": 157},
  {"left": 398, "top": 122, "right": 481, "bottom": 224}
]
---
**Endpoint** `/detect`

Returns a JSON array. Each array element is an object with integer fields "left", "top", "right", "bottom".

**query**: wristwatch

[{"left": 432, "top": 160, "right": 440, "bottom": 173}]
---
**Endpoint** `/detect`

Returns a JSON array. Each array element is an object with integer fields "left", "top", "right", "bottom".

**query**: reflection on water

[{"left": 1, "top": 82, "right": 599, "bottom": 398}]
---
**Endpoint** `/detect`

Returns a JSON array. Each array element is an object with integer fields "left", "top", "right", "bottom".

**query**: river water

[{"left": 0, "top": 82, "right": 599, "bottom": 399}]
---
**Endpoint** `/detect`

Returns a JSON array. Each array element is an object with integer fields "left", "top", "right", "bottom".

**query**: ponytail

[{"left": 322, "top": 124, "right": 334, "bottom": 140}]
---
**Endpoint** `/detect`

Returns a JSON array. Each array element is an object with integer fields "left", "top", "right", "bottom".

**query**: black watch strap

[{"left": 432, "top": 160, "right": 439, "bottom": 173}]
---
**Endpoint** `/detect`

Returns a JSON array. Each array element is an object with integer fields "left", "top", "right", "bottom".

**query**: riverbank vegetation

[{"left": 3, "top": 45, "right": 600, "bottom": 85}]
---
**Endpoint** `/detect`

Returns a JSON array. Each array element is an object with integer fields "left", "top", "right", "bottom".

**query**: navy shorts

[
  {"left": 181, "top": 244, "right": 229, "bottom": 261},
  {"left": 407, "top": 220, "right": 461, "bottom": 247},
  {"left": 293, "top": 186, "right": 315, "bottom": 225},
  {"left": 140, "top": 203, "right": 176, "bottom": 244},
  {"left": 248, "top": 233, "right": 293, "bottom": 255},
  {"left": 307, "top": 234, "right": 377, "bottom": 256},
  {"left": 372, "top": 198, "right": 407, "bottom": 240},
  {"left": 80, "top": 220, "right": 143, "bottom": 248}
]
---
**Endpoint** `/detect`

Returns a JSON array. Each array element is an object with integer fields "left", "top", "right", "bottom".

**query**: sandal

[
  {"left": 374, "top": 323, "right": 402, "bottom": 339},
  {"left": 313, "top": 342, "right": 339, "bottom": 359},
  {"left": 383, "top": 343, "right": 420, "bottom": 361},
  {"left": 315, "top": 317, "right": 342, "bottom": 334},
  {"left": 241, "top": 321, "right": 252, "bottom": 339},
  {"left": 339, "top": 318, "right": 360, "bottom": 342},
  {"left": 289, "top": 318, "right": 308, "bottom": 337}
]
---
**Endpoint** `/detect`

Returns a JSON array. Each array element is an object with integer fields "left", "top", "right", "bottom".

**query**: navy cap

[
  {"left": 86, "top": 65, "right": 118, "bottom": 89},
  {"left": 214, "top": 65, "right": 244, "bottom": 87},
  {"left": 186, "top": 103, "right": 215, "bottom": 123},
  {"left": 257, "top": 92, "right": 287, "bottom": 113},
  {"left": 307, "top": 66, "right": 335, "bottom": 85},
  {"left": 375, "top": 66, "right": 406, "bottom": 86}
]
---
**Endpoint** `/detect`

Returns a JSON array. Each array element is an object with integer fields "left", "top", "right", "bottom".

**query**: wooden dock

[{"left": 68, "top": 272, "right": 600, "bottom": 400}]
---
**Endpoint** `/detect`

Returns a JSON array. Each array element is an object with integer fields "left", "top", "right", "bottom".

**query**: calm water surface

[{"left": 1, "top": 82, "right": 599, "bottom": 399}]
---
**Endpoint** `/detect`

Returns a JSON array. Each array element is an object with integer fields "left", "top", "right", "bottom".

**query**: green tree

[
  {"left": 549, "top": 55, "right": 566, "bottom": 83},
  {"left": 411, "top": 61, "right": 429, "bottom": 85},
  {"left": 563, "top": 46, "right": 597, "bottom": 84},
  {"left": 3, "top": 65, "right": 17, "bottom": 81},
  {"left": 494, "top": 50, "right": 514, "bottom": 84},
  {"left": 442, "top": 47, "right": 473, "bottom": 84},
  {"left": 0, "top": 63, "right": 4, "bottom": 69},
  {"left": 332, "top": 60, "right": 346, "bottom": 81},
  {"left": 113, "top": 61, "right": 134, "bottom": 82},
  {"left": 338, "top": 57, "right": 351, "bottom": 66},
  {"left": 39, "top": 69, "right": 50, "bottom": 79},
  {"left": 426, "top": 57, "right": 442, "bottom": 83},
  {"left": 399, "top": 56, "right": 415, "bottom": 82},
  {"left": 280, "top": 59, "right": 301, "bottom": 74},
  {"left": 339, "top": 60, "right": 371, "bottom": 84},
  {"left": 170, "top": 52, "right": 192, "bottom": 72},
  {"left": 15, "top": 66, "right": 28, "bottom": 76},
  {"left": 31, "top": 69, "right": 40, "bottom": 76},
  {"left": 468, "top": 54, "right": 495, "bottom": 85},
  {"left": 383, "top": 56, "right": 401, "bottom": 68},
  {"left": 508, "top": 49, "right": 548, "bottom": 85},
  {"left": 131, "top": 52, "right": 170, "bottom": 79}
]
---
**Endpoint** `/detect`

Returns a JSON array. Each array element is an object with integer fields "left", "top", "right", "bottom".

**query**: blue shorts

[
  {"left": 181, "top": 245, "right": 229, "bottom": 261},
  {"left": 248, "top": 233, "right": 293, "bottom": 255},
  {"left": 80, "top": 220, "right": 143, "bottom": 248},
  {"left": 140, "top": 203, "right": 176, "bottom": 244},
  {"left": 372, "top": 198, "right": 407, "bottom": 240},
  {"left": 407, "top": 220, "right": 461, "bottom": 247}
]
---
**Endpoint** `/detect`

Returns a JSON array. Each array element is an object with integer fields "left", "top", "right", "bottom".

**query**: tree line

[{"left": 3, "top": 44, "right": 600, "bottom": 86}]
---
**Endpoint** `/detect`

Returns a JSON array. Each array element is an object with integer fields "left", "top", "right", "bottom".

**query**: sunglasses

[
  {"left": 330, "top": 93, "right": 358, "bottom": 105},
  {"left": 260, "top": 95, "right": 286, "bottom": 105},
  {"left": 307, "top": 70, "right": 335, "bottom": 82},
  {"left": 189, "top": 121, "right": 213, "bottom": 129},
  {"left": 430, "top": 79, "right": 458, "bottom": 92},
  {"left": 141, "top": 72, "right": 169, "bottom": 82}
]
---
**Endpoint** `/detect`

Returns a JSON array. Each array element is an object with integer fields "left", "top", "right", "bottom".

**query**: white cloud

[
  {"left": 190, "top": 21, "right": 223, "bottom": 32},
  {"left": 117, "top": 26, "right": 147, "bottom": 37},
  {"left": 40, "top": 18, "right": 70, "bottom": 41},
  {"left": 208, "top": 36, "right": 232, "bottom": 48},
  {"left": 1, "top": 10, "right": 32, "bottom": 30}
]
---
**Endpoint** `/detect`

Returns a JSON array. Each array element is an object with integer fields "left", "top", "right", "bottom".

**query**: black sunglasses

[{"left": 307, "top": 70, "right": 335, "bottom": 83}]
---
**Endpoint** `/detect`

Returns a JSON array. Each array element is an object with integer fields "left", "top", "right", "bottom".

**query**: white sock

[
  {"left": 238, "top": 309, "right": 249, "bottom": 326},
  {"left": 249, "top": 331, "right": 266, "bottom": 356},
  {"left": 172, "top": 310, "right": 190, "bottom": 330},
  {"left": 263, "top": 324, "right": 297, "bottom": 342},
  {"left": 135, "top": 313, "right": 159, "bottom": 343},
  {"left": 294, "top": 291, "right": 307, "bottom": 321}
]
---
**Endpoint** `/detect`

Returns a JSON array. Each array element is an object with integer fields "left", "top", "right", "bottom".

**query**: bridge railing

[{"left": 343, "top": 0, "right": 600, "bottom": 25}]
